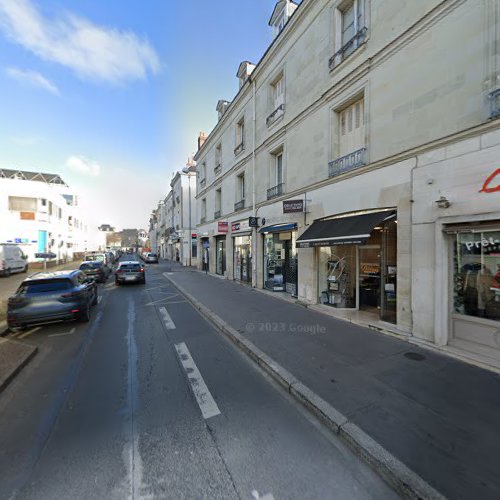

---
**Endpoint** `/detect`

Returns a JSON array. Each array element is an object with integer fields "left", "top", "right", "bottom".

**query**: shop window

[
  {"left": 453, "top": 231, "right": 500, "bottom": 321},
  {"left": 264, "top": 232, "right": 297, "bottom": 294}
]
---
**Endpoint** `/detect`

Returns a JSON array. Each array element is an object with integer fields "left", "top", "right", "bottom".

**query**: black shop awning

[{"left": 296, "top": 211, "right": 396, "bottom": 248}]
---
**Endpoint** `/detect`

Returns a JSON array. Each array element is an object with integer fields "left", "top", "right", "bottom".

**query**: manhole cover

[{"left": 404, "top": 352, "right": 426, "bottom": 361}]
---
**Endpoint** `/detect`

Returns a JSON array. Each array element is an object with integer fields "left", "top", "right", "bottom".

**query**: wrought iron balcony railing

[
  {"left": 214, "top": 163, "right": 222, "bottom": 175},
  {"left": 328, "top": 147, "right": 367, "bottom": 178},
  {"left": 329, "top": 27, "right": 367, "bottom": 70},
  {"left": 214, "top": 210, "right": 221, "bottom": 219},
  {"left": 200, "top": 178, "right": 206, "bottom": 187},
  {"left": 267, "top": 182, "right": 284, "bottom": 200},
  {"left": 489, "top": 88, "right": 500, "bottom": 119},
  {"left": 266, "top": 104, "right": 285, "bottom": 127},
  {"left": 234, "top": 142, "right": 245, "bottom": 156},
  {"left": 234, "top": 199, "right": 245, "bottom": 211}
]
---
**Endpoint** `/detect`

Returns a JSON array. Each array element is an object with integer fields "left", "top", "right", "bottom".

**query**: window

[
  {"left": 201, "top": 198, "right": 207, "bottom": 222},
  {"left": 215, "top": 144, "right": 222, "bottom": 168},
  {"left": 267, "top": 73, "right": 285, "bottom": 126},
  {"left": 8, "top": 196, "right": 36, "bottom": 211},
  {"left": 40, "top": 198, "right": 47, "bottom": 207},
  {"left": 273, "top": 75, "right": 284, "bottom": 111},
  {"left": 48, "top": 201, "right": 53, "bottom": 216},
  {"left": 200, "top": 162, "right": 206, "bottom": 186},
  {"left": 238, "top": 174, "right": 245, "bottom": 202},
  {"left": 268, "top": 151, "right": 285, "bottom": 200},
  {"left": 330, "top": 0, "right": 367, "bottom": 69},
  {"left": 339, "top": 97, "right": 365, "bottom": 157},
  {"left": 235, "top": 118, "right": 245, "bottom": 155},
  {"left": 275, "top": 153, "right": 283, "bottom": 186},
  {"left": 215, "top": 189, "right": 222, "bottom": 212}
]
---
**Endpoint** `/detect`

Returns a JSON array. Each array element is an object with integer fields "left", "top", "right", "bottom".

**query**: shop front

[
  {"left": 260, "top": 223, "right": 298, "bottom": 295},
  {"left": 215, "top": 236, "right": 226, "bottom": 276},
  {"left": 297, "top": 210, "right": 397, "bottom": 323},
  {"left": 200, "top": 236, "right": 209, "bottom": 271},
  {"left": 231, "top": 220, "right": 252, "bottom": 283}
]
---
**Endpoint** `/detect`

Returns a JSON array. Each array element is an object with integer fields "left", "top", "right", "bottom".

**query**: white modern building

[
  {"left": 0, "top": 169, "right": 100, "bottom": 263},
  {"left": 193, "top": 0, "right": 500, "bottom": 370}
]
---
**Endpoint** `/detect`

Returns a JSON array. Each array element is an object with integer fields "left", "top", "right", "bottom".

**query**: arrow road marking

[
  {"left": 159, "top": 306, "right": 176, "bottom": 329},
  {"left": 174, "top": 342, "right": 221, "bottom": 420},
  {"left": 49, "top": 327, "right": 76, "bottom": 338}
]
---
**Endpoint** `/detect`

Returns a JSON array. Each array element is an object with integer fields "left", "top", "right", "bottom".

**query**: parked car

[
  {"left": 79, "top": 261, "right": 109, "bottom": 283},
  {"left": 0, "top": 244, "right": 28, "bottom": 277},
  {"left": 84, "top": 252, "right": 112, "bottom": 271},
  {"left": 115, "top": 261, "right": 146, "bottom": 285},
  {"left": 7, "top": 270, "right": 98, "bottom": 331},
  {"left": 144, "top": 253, "right": 159, "bottom": 264}
]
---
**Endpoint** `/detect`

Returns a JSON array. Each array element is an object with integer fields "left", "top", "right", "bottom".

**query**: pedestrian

[{"left": 176, "top": 249, "right": 180, "bottom": 263}]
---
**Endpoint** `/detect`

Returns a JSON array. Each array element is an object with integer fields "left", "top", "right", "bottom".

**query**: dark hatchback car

[
  {"left": 115, "top": 261, "right": 146, "bottom": 285},
  {"left": 7, "top": 270, "right": 98, "bottom": 331},
  {"left": 79, "top": 261, "right": 108, "bottom": 283}
]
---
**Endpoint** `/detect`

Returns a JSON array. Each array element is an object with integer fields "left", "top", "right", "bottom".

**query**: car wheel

[
  {"left": 22, "top": 265, "right": 28, "bottom": 273},
  {"left": 115, "top": 280, "right": 120, "bottom": 286},
  {"left": 79, "top": 304, "right": 91, "bottom": 322},
  {"left": 3, "top": 268, "right": 11, "bottom": 277}
]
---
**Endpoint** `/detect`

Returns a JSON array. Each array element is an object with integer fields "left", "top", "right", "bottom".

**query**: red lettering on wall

[{"left": 480, "top": 168, "right": 500, "bottom": 193}]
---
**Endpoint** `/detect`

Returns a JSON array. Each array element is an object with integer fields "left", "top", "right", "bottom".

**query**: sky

[{"left": 0, "top": 0, "right": 279, "bottom": 230}]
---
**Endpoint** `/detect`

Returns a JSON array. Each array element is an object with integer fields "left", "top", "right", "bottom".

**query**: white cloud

[
  {"left": 0, "top": 0, "right": 160, "bottom": 84},
  {"left": 6, "top": 66, "right": 59, "bottom": 95},
  {"left": 66, "top": 155, "right": 101, "bottom": 177}
]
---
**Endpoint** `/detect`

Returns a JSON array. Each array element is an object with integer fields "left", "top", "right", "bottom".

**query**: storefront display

[
  {"left": 216, "top": 236, "right": 226, "bottom": 276},
  {"left": 453, "top": 230, "right": 500, "bottom": 321},
  {"left": 263, "top": 231, "right": 297, "bottom": 294},
  {"left": 234, "top": 235, "right": 252, "bottom": 283}
]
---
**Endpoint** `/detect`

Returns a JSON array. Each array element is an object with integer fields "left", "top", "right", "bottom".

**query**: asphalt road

[{"left": 0, "top": 255, "right": 397, "bottom": 500}]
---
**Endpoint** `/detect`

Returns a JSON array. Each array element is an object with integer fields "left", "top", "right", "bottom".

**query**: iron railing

[
  {"left": 214, "top": 210, "right": 221, "bottom": 219},
  {"left": 266, "top": 104, "right": 285, "bottom": 126},
  {"left": 200, "top": 178, "right": 206, "bottom": 187},
  {"left": 267, "top": 182, "right": 284, "bottom": 200},
  {"left": 329, "top": 27, "right": 367, "bottom": 70},
  {"left": 234, "top": 142, "right": 244, "bottom": 156},
  {"left": 214, "top": 163, "right": 222, "bottom": 175},
  {"left": 328, "top": 147, "right": 367, "bottom": 178},
  {"left": 234, "top": 199, "right": 245, "bottom": 211},
  {"left": 489, "top": 88, "right": 500, "bottom": 119}
]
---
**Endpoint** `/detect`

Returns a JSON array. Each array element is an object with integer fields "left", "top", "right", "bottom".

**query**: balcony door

[{"left": 339, "top": 99, "right": 364, "bottom": 157}]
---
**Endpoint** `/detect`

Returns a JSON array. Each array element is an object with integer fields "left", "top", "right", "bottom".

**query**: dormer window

[
  {"left": 269, "top": 0, "right": 298, "bottom": 38},
  {"left": 237, "top": 61, "right": 256, "bottom": 89}
]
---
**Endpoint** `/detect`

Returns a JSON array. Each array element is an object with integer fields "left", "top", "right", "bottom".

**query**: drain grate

[{"left": 404, "top": 352, "right": 426, "bottom": 361}]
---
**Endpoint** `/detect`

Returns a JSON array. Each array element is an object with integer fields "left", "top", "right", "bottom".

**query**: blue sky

[{"left": 0, "top": 0, "right": 278, "bottom": 229}]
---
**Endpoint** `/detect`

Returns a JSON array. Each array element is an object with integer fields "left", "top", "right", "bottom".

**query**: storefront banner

[
  {"left": 232, "top": 219, "right": 250, "bottom": 232},
  {"left": 218, "top": 221, "right": 229, "bottom": 233},
  {"left": 283, "top": 200, "right": 304, "bottom": 213}
]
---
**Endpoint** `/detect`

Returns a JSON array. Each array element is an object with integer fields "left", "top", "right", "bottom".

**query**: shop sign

[
  {"left": 231, "top": 219, "right": 250, "bottom": 232},
  {"left": 14, "top": 238, "right": 30, "bottom": 244},
  {"left": 20, "top": 211, "right": 35, "bottom": 220},
  {"left": 283, "top": 200, "right": 304, "bottom": 213},
  {"left": 218, "top": 222, "right": 229, "bottom": 233},
  {"left": 480, "top": 168, "right": 500, "bottom": 193}
]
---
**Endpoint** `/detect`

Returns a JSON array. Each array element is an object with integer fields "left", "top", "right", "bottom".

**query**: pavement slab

[{"left": 0, "top": 337, "right": 37, "bottom": 393}]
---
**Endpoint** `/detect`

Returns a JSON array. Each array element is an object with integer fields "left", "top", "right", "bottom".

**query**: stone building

[{"left": 194, "top": 0, "right": 500, "bottom": 369}]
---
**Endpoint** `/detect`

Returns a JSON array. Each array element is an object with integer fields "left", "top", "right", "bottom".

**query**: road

[{"left": 0, "top": 255, "right": 397, "bottom": 499}]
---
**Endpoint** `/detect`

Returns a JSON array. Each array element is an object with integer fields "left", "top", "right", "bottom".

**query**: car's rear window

[
  {"left": 80, "top": 262, "right": 102, "bottom": 270},
  {"left": 120, "top": 263, "right": 141, "bottom": 270},
  {"left": 85, "top": 255, "right": 104, "bottom": 262},
  {"left": 18, "top": 279, "right": 72, "bottom": 294}
]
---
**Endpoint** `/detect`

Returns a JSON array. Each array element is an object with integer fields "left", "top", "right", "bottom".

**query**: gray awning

[{"left": 297, "top": 210, "right": 396, "bottom": 248}]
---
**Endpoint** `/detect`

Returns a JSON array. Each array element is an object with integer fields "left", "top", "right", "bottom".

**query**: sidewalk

[{"left": 166, "top": 268, "right": 500, "bottom": 500}]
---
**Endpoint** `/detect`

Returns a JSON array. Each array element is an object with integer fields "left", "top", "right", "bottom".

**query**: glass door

[
  {"left": 380, "top": 220, "right": 397, "bottom": 323},
  {"left": 358, "top": 245, "right": 381, "bottom": 313}
]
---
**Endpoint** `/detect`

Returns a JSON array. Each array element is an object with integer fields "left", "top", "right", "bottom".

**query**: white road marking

[
  {"left": 145, "top": 295, "right": 179, "bottom": 306},
  {"left": 97, "top": 296, "right": 102, "bottom": 304},
  {"left": 158, "top": 306, "right": 176, "bottom": 329},
  {"left": 17, "top": 327, "right": 41, "bottom": 339},
  {"left": 251, "top": 491, "right": 275, "bottom": 500},
  {"left": 49, "top": 327, "right": 76, "bottom": 338},
  {"left": 162, "top": 272, "right": 174, "bottom": 277},
  {"left": 174, "top": 342, "right": 221, "bottom": 420}
]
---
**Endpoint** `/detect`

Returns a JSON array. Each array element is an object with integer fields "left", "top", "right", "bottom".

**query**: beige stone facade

[{"left": 194, "top": 0, "right": 500, "bottom": 368}]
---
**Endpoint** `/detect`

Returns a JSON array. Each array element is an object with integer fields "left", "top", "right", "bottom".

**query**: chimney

[{"left": 198, "top": 132, "right": 208, "bottom": 150}]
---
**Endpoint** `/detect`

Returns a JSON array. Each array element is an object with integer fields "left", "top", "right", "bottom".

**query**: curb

[
  {"left": 0, "top": 320, "right": 8, "bottom": 337},
  {"left": 0, "top": 340, "right": 38, "bottom": 394},
  {"left": 164, "top": 273, "right": 445, "bottom": 500}
]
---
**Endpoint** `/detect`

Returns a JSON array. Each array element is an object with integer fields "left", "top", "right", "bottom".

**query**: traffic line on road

[
  {"left": 174, "top": 342, "right": 221, "bottom": 420},
  {"left": 17, "top": 327, "right": 41, "bottom": 339},
  {"left": 97, "top": 296, "right": 102, "bottom": 304},
  {"left": 49, "top": 327, "right": 76, "bottom": 338},
  {"left": 158, "top": 306, "right": 176, "bottom": 329}
]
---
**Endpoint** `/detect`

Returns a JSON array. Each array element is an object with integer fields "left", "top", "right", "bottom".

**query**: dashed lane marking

[
  {"left": 158, "top": 306, "right": 176, "bottom": 329},
  {"left": 97, "top": 296, "right": 102, "bottom": 304},
  {"left": 174, "top": 342, "right": 221, "bottom": 420}
]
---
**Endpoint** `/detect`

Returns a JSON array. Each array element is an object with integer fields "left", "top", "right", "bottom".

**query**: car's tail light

[
  {"left": 140, "top": 268, "right": 145, "bottom": 273},
  {"left": 116, "top": 269, "right": 124, "bottom": 274}
]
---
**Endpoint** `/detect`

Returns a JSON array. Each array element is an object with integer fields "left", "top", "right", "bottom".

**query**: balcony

[
  {"left": 266, "top": 104, "right": 285, "bottom": 127},
  {"left": 234, "top": 142, "right": 245, "bottom": 156},
  {"left": 329, "top": 27, "right": 367, "bottom": 70},
  {"left": 267, "top": 183, "right": 284, "bottom": 200},
  {"left": 328, "top": 147, "right": 367, "bottom": 178},
  {"left": 200, "top": 216, "right": 206, "bottom": 224},
  {"left": 234, "top": 199, "right": 245, "bottom": 211},
  {"left": 214, "top": 163, "right": 222, "bottom": 175},
  {"left": 489, "top": 88, "right": 500, "bottom": 119},
  {"left": 214, "top": 210, "right": 221, "bottom": 219}
]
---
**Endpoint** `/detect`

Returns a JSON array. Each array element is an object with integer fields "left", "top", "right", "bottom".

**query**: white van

[{"left": 0, "top": 244, "right": 28, "bottom": 277}]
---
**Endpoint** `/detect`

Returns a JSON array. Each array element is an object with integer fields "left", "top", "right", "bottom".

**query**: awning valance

[
  {"left": 296, "top": 211, "right": 396, "bottom": 248},
  {"left": 258, "top": 223, "right": 297, "bottom": 234}
]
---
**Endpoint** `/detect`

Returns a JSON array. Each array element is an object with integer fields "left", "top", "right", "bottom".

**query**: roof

[
  {"left": 269, "top": 0, "right": 299, "bottom": 26},
  {"left": 0, "top": 168, "right": 68, "bottom": 186},
  {"left": 25, "top": 270, "right": 79, "bottom": 280}
]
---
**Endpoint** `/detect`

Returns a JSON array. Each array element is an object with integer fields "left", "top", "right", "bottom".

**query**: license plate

[{"left": 125, "top": 275, "right": 135, "bottom": 281}]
